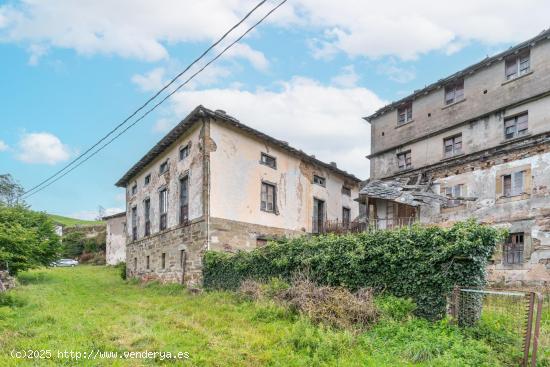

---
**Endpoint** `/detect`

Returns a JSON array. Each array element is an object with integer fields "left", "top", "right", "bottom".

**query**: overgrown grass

[{"left": 0, "top": 266, "right": 542, "bottom": 366}]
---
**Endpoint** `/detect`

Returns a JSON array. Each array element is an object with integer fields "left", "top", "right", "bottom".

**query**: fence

[
  {"left": 450, "top": 287, "right": 543, "bottom": 367},
  {"left": 317, "top": 217, "right": 417, "bottom": 234}
]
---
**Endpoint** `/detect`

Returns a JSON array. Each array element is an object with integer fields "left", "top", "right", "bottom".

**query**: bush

[
  {"left": 115, "top": 262, "right": 127, "bottom": 280},
  {"left": 204, "top": 220, "right": 504, "bottom": 320},
  {"left": 375, "top": 295, "right": 416, "bottom": 321}
]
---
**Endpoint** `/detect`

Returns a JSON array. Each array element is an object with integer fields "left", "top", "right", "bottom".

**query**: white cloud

[
  {"left": 152, "top": 118, "right": 177, "bottom": 134},
  {"left": 27, "top": 43, "right": 48, "bottom": 65},
  {"left": 223, "top": 43, "right": 269, "bottom": 71},
  {"left": 131, "top": 67, "right": 165, "bottom": 92},
  {"left": 71, "top": 207, "right": 125, "bottom": 221},
  {"left": 166, "top": 77, "right": 385, "bottom": 177},
  {"left": 16, "top": 132, "right": 71, "bottom": 165},
  {"left": 331, "top": 65, "right": 359, "bottom": 88},
  {"left": 377, "top": 61, "right": 416, "bottom": 83},
  {"left": 0, "top": 140, "right": 8, "bottom": 151}
]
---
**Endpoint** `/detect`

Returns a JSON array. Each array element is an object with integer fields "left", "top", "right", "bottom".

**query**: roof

[
  {"left": 359, "top": 179, "right": 447, "bottom": 207},
  {"left": 115, "top": 105, "right": 361, "bottom": 187},
  {"left": 102, "top": 212, "right": 126, "bottom": 220},
  {"left": 364, "top": 28, "right": 550, "bottom": 122}
]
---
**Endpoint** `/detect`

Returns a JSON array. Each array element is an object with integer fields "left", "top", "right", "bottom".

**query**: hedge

[{"left": 203, "top": 220, "right": 504, "bottom": 320}]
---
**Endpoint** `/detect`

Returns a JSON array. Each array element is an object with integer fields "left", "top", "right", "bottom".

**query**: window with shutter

[
  {"left": 505, "top": 51, "right": 530, "bottom": 80},
  {"left": 444, "top": 80, "right": 464, "bottom": 105},
  {"left": 397, "top": 102, "right": 413, "bottom": 125},
  {"left": 513, "top": 171, "right": 524, "bottom": 196},
  {"left": 503, "top": 233, "right": 524, "bottom": 265},
  {"left": 503, "top": 174, "right": 512, "bottom": 197},
  {"left": 261, "top": 182, "right": 276, "bottom": 213},
  {"left": 504, "top": 113, "right": 528, "bottom": 139},
  {"left": 397, "top": 151, "right": 412, "bottom": 170}
]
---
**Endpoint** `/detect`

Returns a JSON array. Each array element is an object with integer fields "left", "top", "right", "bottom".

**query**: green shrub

[
  {"left": 375, "top": 295, "right": 416, "bottom": 321},
  {"left": 0, "top": 292, "right": 25, "bottom": 308},
  {"left": 204, "top": 220, "right": 504, "bottom": 320},
  {"left": 115, "top": 262, "right": 126, "bottom": 280}
]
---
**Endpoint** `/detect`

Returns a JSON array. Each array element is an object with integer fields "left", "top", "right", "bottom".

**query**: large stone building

[
  {"left": 104, "top": 212, "right": 126, "bottom": 265},
  {"left": 361, "top": 29, "right": 550, "bottom": 286},
  {"left": 116, "top": 106, "right": 361, "bottom": 285}
]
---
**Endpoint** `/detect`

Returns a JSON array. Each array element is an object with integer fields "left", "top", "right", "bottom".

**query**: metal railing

[{"left": 315, "top": 217, "right": 417, "bottom": 234}]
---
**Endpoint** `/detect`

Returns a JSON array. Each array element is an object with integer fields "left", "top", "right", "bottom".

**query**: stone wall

[
  {"left": 0, "top": 271, "right": 16, "bottom": 291},
  {"left": 126, "top": 218, "right": 207, "bottom": 286}
]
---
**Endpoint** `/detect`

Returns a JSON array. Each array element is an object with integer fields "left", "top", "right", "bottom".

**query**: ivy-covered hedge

[{"left": 203, "top": 220, "right": 504, "bottom": 320}]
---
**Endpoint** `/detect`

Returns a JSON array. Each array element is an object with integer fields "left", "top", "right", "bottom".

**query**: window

[
  {"left": 504, "top": 113, "right": 528, "bottom": 139},
  {"left": 159, "top": 160, "right": 168, "bottom": 174},
  {"left": 444, "top": 80, "right": 464, "bottom": 105},
  {"left": 502, "top": 171, "right": 524, "bottom": 197},
  {"left": 161, "top": 253, "right": 166, "bottom": 269},
  {"left": 261, "top": 182, "right": 276, "bottom": 213},
  {"left": 505, "top": 50, "right": 530, "bottom": 80},
  {"left": 313, "top": 175, "right": 326, "bottom": 187},
  {"left": 144, "top": 174, "right": 151, "bottom": 185},
  {"left": 397, "top": 102, "right": 413, "bottom": 125},
  {"left": 180, "top": 176, "right": 189, "bottom": 224},
  {"left": 260, "top": 153, "right": 277, "bottom": 169},
  {"left": 159, "top": 188, "right": 168, "bottom": 230},
  {"left": 131, "top": 206, "right": 137, "bottom": 241},
  {"left": 131, "top": 184, "right": 137, "bottom": 195},
  {"left": 444, "top": 184, "right": 464, "bottom": 207},
  {"left": 342, "top": 207, "right": 351, "bottom": 228},
  {"left": 144, "top": 198, "right": 151, "bottom": 236},
  {"left": 444, "top": 134, "right": 462, "bottom": 157},
  {"left": 342, "top": 186, "right": 351, "bottom": 196},
  {"left": 397, "top": 151, "right": 412, "bottom": 170},
  {"left": 503, "top": 233, "right": 524, "bottom": 265},
  {"left": 179, "top": 144, "right": 190, "bottom": 160},
  {"left": 146, "top": 255, "right": 150, "bottom": 270},
  {"left": 256, "top": 238, "right": 268, "bottom": 247},
  {"left": 134, "top": 257, "right": 137, "bottom": 271},
  {"left": 180, "top": 250, "right": 186, "bottom": 269}
]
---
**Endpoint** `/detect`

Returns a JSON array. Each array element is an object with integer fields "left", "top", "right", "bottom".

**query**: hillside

[{"left": 47, "top": 214, "right": 104, "bottom": 227}]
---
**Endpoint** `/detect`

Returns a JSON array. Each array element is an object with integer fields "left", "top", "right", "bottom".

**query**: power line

[
  {"left": 22, "top": 0, "right": 288, "bottom": 200},
  {"left": 21, "top": 0, "right": 269, "bottom": 198}
]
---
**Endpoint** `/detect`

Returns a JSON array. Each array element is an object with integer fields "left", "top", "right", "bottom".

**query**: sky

[{"left": 0, "top": 0, "right": 549, "bottom": 220}]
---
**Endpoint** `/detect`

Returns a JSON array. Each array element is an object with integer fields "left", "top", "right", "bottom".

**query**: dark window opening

[
  {"left": 444, "top": 134, "right": 462, "bottom": 157},
  {"left": 131, "top": 206, "right": 137, "bottom": 241},
  {"left": 397, "top": 102, "right": 413, "bottom": 125},
  {"left": 180, "top": 176, "right": 189, "bottom": 224},
  {"left": 505, "top": 50, "right": 530, "bottom": 80},
  {"left": 503, "top": 233, "right": 524, "bottom": 265},
  {"left": 260, "top": 152, "right": 277, "bottom": 169},
  {"left": 159, "top": 160, "right": 168, "bottom": 174},
  {"left": 313, "top": 175, "right": 326, "bottom": 187},
  {"left": 180, "top": 250, "right": 186, "bottom": 269},
  {"left": 504, "top": 113, "right": 528, "bottom": 139},
  {"left": 134, "top": 257, "right": 137, "bottom": 271},
  {"left": 397, "top": 151, "right": 412, "bottom": 170},
  {"left": 342, "top": 207, "right": 351, "bottom": 228},
  {"left": 159, "top": 188, "right": 168, "bottom": 230},
  {"left": 144, "top": 174, "right": 151, "bottom": 185},
  {"left": 342, "top": 186, "right": 351, "bottom": 196},
  {"left": 144, "top": 198, "right": 151, "bottom": 236},
  {"left": 444, "top": 80, "right": 464, "bottom": 105},
  {"left": 131, "top": 184, "right": 137, "bottom": 195},
  {"left": 179, "top": 144, "right": 190, "bottom": 160},
  {"left": 261, "top": 182, "right": 276, "bottom": 213},
  {"left": 146, "top": 255, "right": 150, "bottom": 270},
  {"left": 312, "top": 198, "right": 325, "bottom": 234},
  {"left": 256, "top": 238, "right": 268, "bottom": 247},
  {"left": 161, "top": 253, "right": 166, "bottom": 269}
]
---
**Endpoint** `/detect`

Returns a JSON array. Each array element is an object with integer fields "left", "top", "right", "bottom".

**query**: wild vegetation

[
  {"left": 204, "top": 220, "right": 505, "bottom": 319},
  {"left": 47, "top": 214, "right": 104, "bottom": 227},
  {"left": 2, "top": 266, "right": 540, "bottom": 366}
]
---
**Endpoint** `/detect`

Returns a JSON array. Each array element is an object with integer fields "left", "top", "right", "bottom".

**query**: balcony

[{"left": 314, "top": 217, "right": 417, "bottom": 235}]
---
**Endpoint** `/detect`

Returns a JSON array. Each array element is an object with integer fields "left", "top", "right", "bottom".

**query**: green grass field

[
  {"left": 47, "top": 214, "right": 105, "bottom": 227},
  {"left": 0, "top": 266, "right": 545, "bottom": 366}
]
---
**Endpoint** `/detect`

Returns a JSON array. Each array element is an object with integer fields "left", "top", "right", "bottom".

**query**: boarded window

[
  {"left": 503, "top": 233, "right": 524, "bottom": 265},
  {"left": 179, "top": 144, "right": 190, "bottom": 160},
  {"left": 144, "top": 198, "right": 151, "bottom": 236},
  {"left": 261, "top": 182, "right": 276, "bottom": 212},
  {"left": 342, "top": 186, "right": 351, "bottom": 196},
  {"left": 159, "top": 188, "right": 168, "bottom": 230},
  {"left": 504, "top": 113, "right": 528, "bottom": 139},
  {"left": 397, "top": 151, "right": 412, "bottom": 170},
  {"left": 144, "top": 174, "right": 151, "bottom": 185},
  {"left": 444, "top": 80, "right": 464, "bottom": 105},
  {"left": 397, "top": 102, "right": 413, "bottom": 125},
  {"left": 180, "top": 176, "right": 189, "bottom": 224},
  {"left": 313, "top": 175, "right": 326, "bottom": 187},
  {"left": 505, "top": 50, "right": 530, "bottom": 80},
  {"left": 159, "top": 160, "right": 168, "bottom": 174},
  {"left": 260, "top": 153, "right": 277, "bottom": 169},
  {"left": 342, "top": 207, "right": 351, "bottom": 228},
  {"left": 502, "top": 171, "right": 524, "bottom": 197},
  {"left": 444, "top": 134, "right": 462, "bottom": 157},
  {"left": 131, "top": 206, "right": 137, "bottom": 241}
]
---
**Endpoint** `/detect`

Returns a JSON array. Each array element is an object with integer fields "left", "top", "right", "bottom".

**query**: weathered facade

[
  {"left": 362, "top": 29, "right": 550, "bottom": 286},
  {"left": 104, "top": 212, "right": 126, "bottom": 265},
  {"left": 116, "top": 106, "right": 361, "bottom": 285}
]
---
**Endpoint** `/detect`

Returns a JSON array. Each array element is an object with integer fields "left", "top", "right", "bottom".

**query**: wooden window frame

[
  {"left": 144, "top": 198, "right": 151, "bottom": 236},
  {"left": 443, "top": 134, "right": 462, "bottom": 158},
  {"left": 444, "top": 80, "right": 464, "bottom": 105},
  {"left": 179, "top": 175, "right": 189, "bottom": 225},
  {"left": 342, "top": 207, "right": 351, "bottom": 228},
  {"left": 503, "top": 233, "right": 524, "bottom": 265},
  {"left": 502, "top": 171, "right": 524, "bottom": 198},
  {"left": 505, "top": 50, "right": 530, "bottom": 80},
  {"left": 260, "top": 181, "right": 277, "bottom": 214},
  {"left": 397, "top": 102, "right": 413, "bottom": 125},
  {"left": 161, "top": 253, "right": 166, "bottom": 269},
  {"left": 159, "top": 188, "right": 168, "bottom": 231},
  {"left": 397, "top": 151, "right": 412, "bottom": 170},
  {"left": 260, "top": 152, "right": 277, "bottom": 169},
  {"left": 504, "top": 112, "right": 528, "bottom": 140}
]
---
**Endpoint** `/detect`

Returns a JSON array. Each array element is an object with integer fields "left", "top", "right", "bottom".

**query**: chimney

[{"left": 330, "top": 162, "right": 337, "bottom": 168}]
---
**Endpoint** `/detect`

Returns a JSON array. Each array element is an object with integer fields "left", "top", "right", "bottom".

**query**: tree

[
  {"left": 0, "top": 174, "right": 25, "bottom": 207},
  {"left": 0, "top": 205, "right": 61, "bottom": 275}
]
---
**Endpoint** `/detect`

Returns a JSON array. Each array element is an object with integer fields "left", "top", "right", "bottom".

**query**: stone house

[
  {"left": 115, "top": 106, "right": 361, "bottom": 285},
  {"left": 360, "top": 29, "right": 550, "bottom": 286},
  {"left": 104, "top": 212, "right": 126, "bottom": 265}
]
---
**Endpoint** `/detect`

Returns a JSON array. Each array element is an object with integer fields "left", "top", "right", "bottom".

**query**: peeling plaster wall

[
  {"left": 105, "top": 215, "right": 126, "bottom": 265},
  {"left": 208, "top": 121, "right": 360, "bottom": 234}
]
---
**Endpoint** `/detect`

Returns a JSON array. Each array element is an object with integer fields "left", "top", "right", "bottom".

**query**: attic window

[
  {"left": 444, "top": 80, "right": 464, "bottom": 105},
  {"left": 313, "top": 175, "right": 326, "bottom": 187},
  {"left": 131, "top": 184, "right": 137, "bottom": 195},
  {"left": 397, "top": 102, "right": 412, "bottom": 125},
  {"left": 179, "top": 144, "right": 190, "bottom": 161},
  {"left": 144, "top": 174, "right": 151, "bottom": 185},
  {"left": 260, "top": 153, "right": 277, "bottom": 169},
  {"left": 159, "top": 160, "right": 169, "bottom": 174},
  {"left": 505, "top": 50, "right": 530, "bottom": 80}
]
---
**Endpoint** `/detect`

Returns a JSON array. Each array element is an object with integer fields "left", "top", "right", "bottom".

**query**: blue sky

[{"left": 0, "top": 0, "right": 549, "bottom": 219}]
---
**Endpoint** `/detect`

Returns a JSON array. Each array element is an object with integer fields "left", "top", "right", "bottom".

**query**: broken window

[
  {"left": 342, "top": 207, "right": 351, "bottom": 228},
  {"left": 131, "top": 184, "right": 137, "bottom": 195},
  {"left": 444, "top": 184, "right": 464, "bottom": 207},
  {"left": 179, "top": 144, "right": 190, "bottom": 161},
  {"left": 144, "top": 198, "right": 151, "bottom": 236},
  {"left": 342, "top": 186, "right": 351, "bottom": 196},
  {"left": 504, "top": 113, "right": 528, "bottom": 139},
  {"left": 159, "top": 188, "right": 168, "bottom": 230},
  {"left": 146, "top": 255, "right": 150, "bottom": 270},
  {"left": 397, "top": 102, "right": 413, "bottom": 125},
  {"left": 444, "top": 80, "right": 464, "bottom": 105},
  {"left": 397, "top": 151, "right": 412, "bottom": 170},
  {"left": 180, "top": 175, "right": 189, "bottom": 225},
  {"left": 444, "top": 134, "right": 462, "bottom": 157},
  {"left": 505, "top": 50, "right": 530, "bottom": 80},
  {"left": 261, "top": 182, "right": 276, "bottom": 213},
  {"left": 503, "top": 233, "right": 524, "bottom": 265},
  {"left": 260, "top": 153, "right": 277, "bottom": 169},
  {"left": 502, "top": 171, "right": 524, "bottom": 197},
  {"left": 161, "top": 253, "right": 166, "bottom": 269},
  {"left": 144, "top": 174, "right": 151, "bottom": 186},
  {"left": 159, "top": 160, "right": 168, "bottom": 174},
  {"left": 313, "top": 175, "right": 326, "bottom": 187},
  {"left": 131, "top": 206, "right": 137, "bottom": 241}
]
